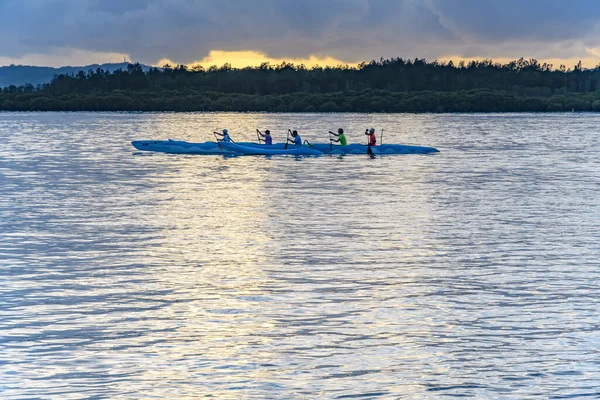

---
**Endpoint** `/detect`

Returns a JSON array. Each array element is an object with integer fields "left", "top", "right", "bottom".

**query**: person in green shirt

[{"left": 329, "top": 128, "right": 347, "bottom": 146}]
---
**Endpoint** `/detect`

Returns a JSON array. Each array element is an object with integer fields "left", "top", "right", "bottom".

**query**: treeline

[
  {"left": 6, "top": 58, "right": 600, "bottom": 95},
  {"left": 2, "top": 58, "right": 600, "bottom": 112}
]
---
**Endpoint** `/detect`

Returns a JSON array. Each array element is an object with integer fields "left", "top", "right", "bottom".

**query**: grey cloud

[
  {"left": 1, "top": 0, "right": 600, "bottom": 65},
  {"left": 424, "top": 0, "right": 600, "bottom": 42}
]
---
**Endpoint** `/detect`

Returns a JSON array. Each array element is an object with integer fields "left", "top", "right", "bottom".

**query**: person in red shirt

[{"left": 365, "top": 128, "right": 377, "bottom": 146}]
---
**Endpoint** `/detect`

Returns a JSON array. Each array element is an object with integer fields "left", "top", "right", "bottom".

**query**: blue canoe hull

[
  {"left": 310, "top": 143, "right": 439, "bottom": 154},
  {"left": 132, "top": 140, "right": 439, "bottom": 155},
  {"left": 132, "top": 139, "right": 238, "bottom": 154},
  {"left": 219, "top": 142, "right": 324, "bottom": 156}
]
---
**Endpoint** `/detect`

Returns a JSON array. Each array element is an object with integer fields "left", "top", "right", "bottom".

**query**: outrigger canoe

[{"left": 132, "top": 140, "right": 439, "bottom": 155}]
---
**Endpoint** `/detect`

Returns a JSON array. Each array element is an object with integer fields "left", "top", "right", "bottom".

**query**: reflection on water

[{"left": 0, "top": 112, "right": 599, "bottom": 399}]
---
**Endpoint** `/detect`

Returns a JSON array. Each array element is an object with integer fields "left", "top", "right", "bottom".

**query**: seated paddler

[
  {"left": 365, "top": 128, "right": 377, "bottom": 146},
  {"left": 257, "top": 129, "right": 273, "bottom": 145},
  {"left": 329, "top": 128, "right": 347, "bottom": 146},
  {"left": 214, "top": 129, "right": 232, "bottom": 142},
  {"left": 288, "top": 130, "right": 302, "bottom": 146}
]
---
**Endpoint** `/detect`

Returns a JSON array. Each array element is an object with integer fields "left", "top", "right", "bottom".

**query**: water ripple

[{"left": 0, "top": 112, "right": 599, "bottom": 399}]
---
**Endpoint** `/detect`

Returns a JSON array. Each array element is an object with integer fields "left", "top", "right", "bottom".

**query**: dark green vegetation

[
  {"left": 0, "top": 63, "right": 151, "bottom": 88},
  {"left": 2, "top": 58, "right": 600, "bottom": 112}
]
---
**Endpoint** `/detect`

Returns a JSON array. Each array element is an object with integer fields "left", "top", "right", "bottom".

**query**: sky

[{"left": 2, "top": 0, "right": 600, "bottom": 68}]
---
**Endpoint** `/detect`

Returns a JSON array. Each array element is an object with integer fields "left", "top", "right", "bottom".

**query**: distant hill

[{"left": 0, "top": 62, "right": 153, "bottom": 87}]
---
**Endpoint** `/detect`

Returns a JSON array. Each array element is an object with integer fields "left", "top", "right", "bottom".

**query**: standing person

[
  {"left": 365, "top": 128, "right": 377, "bottom": 146},
  {"left": 214, "top": 129, "right": 232, "bottom": 142},
  {"left": 329, "top": 128, "right": 347, "bottom": 146},
  {"left": 288, "top": 130, "right": 302, "bottom": 146},
  {"left": 257, "top": 129, "right": 273, "bottom": 145}
]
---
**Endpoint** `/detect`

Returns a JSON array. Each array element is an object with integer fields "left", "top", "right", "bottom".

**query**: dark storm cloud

[
  {"left": 1, "top": 0, "right": 600, "bottom": 64},
  {"left": 424, "top": 0, "right": 600, "bottom": 41}
]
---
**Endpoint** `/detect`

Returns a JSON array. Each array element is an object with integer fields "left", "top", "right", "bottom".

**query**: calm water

[{"left": 0, "top": 112, "right": 599, "bottom": 399}]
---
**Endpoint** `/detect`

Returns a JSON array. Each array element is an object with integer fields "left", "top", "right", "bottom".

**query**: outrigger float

[{"left": 131, "top": 139, "right": 439, "bottom": 156}]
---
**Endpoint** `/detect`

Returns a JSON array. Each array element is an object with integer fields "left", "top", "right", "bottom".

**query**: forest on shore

[{"left": 2, "top": 58, "right": 600, "bottom": 112}]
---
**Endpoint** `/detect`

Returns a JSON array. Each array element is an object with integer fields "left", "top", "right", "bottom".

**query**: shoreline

[
  {"left": 0, "top": 109, "right": 595, "bottom": 114},
  {"left": 2, "top": 88, "right": 598, "bottom": 114}
]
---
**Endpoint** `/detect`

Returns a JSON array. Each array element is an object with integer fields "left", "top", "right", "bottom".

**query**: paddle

[
  {"left": 256, "top": 129, "right": 264, "bottom": 144},
  {"left": 380, "top": 129, "right": 384, "bottom": 146},
  {"left": 285, "top": 129, "right": 292, "bottom": 149},
  {"left": 328, "top": 131, "right": 335, "bottom": 150},
  {"left": 214, "top": 132, "right": 223, "bottom": 150},
  {"left": 366, "top": 129, "right": 374, "bottom": 155}
]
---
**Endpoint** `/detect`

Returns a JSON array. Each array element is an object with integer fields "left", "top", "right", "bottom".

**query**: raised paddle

[{"left": 256, "top": 129, "right": 264, "bottom": 144}]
